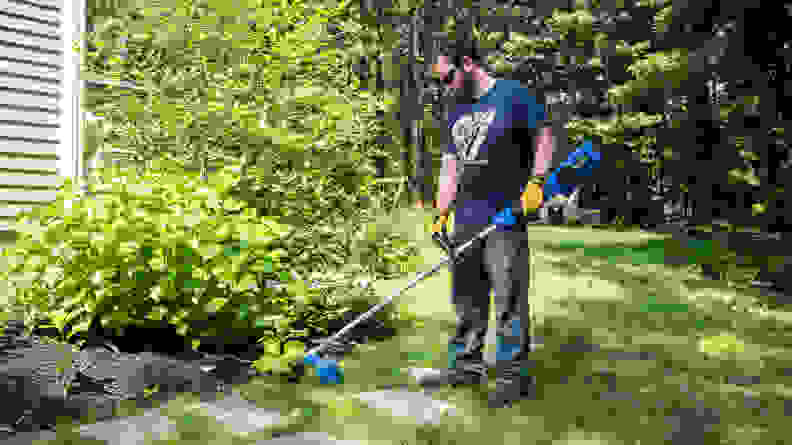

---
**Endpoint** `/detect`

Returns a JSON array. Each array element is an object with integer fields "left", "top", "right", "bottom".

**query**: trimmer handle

[
  {"left": 432, "top": 225, "right": 459, "bottom": 264},
  {"left": 431, "top": 204, "right": 546, "bottom": 261}
]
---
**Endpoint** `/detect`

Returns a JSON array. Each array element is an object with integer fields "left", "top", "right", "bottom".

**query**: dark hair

[{"left": 439, "top": 38, "right": 485, "bottom": 69}]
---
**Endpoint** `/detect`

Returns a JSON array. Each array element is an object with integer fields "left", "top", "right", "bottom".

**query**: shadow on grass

[
  {"left": 229, "top": 225, "right": 792, "bottom": 445},
  {"left": 340, "top": 229, "right": 792, "bottom": 444},
  {"left": 219, "top": 283, "right": 792, "bottom": 445},
  {"left": 523, "top": 245, "right": 792, "bottom": 443},
  {"left": 535, "top": 233, "right": 776, "bottom": 296},
  {"left": 514, "top": 298, "right": 789, "bottom": 444}
]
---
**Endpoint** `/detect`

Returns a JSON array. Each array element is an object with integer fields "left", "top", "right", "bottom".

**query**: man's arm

[
  {"left": 532, "top": 125, "right": 555, "bottom": 177},
  {"left": 436, "top": 153, "right": 458, "bottom": 215}
]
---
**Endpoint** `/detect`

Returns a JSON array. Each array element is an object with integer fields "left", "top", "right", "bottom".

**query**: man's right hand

[{"left": 431, "top": 209, "right": 450, "bottom": 234}]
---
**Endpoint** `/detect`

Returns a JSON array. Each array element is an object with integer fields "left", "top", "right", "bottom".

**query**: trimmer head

[{"left": 303, "top": 353, "right": 344, "bottom": 384}]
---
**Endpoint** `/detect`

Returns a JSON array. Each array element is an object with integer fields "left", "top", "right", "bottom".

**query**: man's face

[{"left": 433, "top": 55, "right": 478, "bottom": 105}]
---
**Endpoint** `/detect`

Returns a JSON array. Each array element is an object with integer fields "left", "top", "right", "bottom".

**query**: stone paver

[
  {"left": 11, "top": 383, "right": 474, "bottom": 443},
  {"left": 181, "top": 388, "right": 289, "bottom": 435},
  {"left": 74, "top": 405, "right": 181, "bottom": 445},
  {"left": 7, "top": 387, "right": 366, "bottom": 443},
  {"left": 353, "top": 389, "right": 459, "bottom": 425},
  {"left": 0, "top": 429, "right": 59, "bottom": 445}
]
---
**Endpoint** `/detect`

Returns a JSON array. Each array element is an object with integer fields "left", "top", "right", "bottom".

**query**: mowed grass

[
  {"left": 3, "top": 222, "right": 791, "bottom": 444},
  {"left": 155, "top": 223, "right": 789, "bottom": 445},
  {"left": 283, "top": 225, "right": 785, "bottom": 445}
]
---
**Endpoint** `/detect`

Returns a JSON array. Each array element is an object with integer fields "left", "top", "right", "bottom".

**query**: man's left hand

[{"left": 521, "top": 182, "right": 544, "bottom": 215}]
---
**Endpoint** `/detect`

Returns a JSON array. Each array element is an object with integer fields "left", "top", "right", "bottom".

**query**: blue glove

[{"left": 492, "top": 207, "right": 517, "bottom": 227}]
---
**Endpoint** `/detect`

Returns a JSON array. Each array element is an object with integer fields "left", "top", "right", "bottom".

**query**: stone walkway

[
  {"left": 2, "top": 326, "right": 531, "bottom": 444},
  {"left": 3, "top": 373, "right": 468, "bottom": 444}
]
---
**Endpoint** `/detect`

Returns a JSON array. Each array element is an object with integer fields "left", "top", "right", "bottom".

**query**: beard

[{"left": 450, "top": 70, "right": 480, "bottom": 105}]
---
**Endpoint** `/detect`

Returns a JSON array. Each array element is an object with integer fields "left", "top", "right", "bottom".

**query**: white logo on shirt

[{"left": 451, "top": 109, "right": 496, "bottom": 162}]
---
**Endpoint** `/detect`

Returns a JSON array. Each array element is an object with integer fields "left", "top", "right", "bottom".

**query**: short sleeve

[
  {"left": 513, "top": 85, "right": 547, "bottom": 129},
  {"left": 535, "top": 102, "right": 547, "bottom": 127},
  {"left": 528, "top": 94, "right": 547, "bottom": 128}
]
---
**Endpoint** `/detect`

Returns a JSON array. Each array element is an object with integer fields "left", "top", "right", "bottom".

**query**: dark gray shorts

[{"left": 447, "top": 223, "right": 532, "bottom": 373}]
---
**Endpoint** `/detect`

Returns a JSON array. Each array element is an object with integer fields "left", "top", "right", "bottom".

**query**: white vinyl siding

[{"left": 0, "top": 0, "right": 82, "bottom": 231}]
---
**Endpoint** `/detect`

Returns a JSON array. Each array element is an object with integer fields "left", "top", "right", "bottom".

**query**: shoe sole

[{"left": 408, "top": 368, "right": 485, "bottom": 387}]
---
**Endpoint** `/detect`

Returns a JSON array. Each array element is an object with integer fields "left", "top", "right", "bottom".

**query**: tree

[
  {"left": 78, "top": 0, "right": 404, "bottom": 280},
  {"left": 467, "top": 0, "right": 791, "bottom": 229}
]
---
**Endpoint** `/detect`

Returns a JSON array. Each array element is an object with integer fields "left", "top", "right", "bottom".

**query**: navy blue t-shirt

[{"left": 446, "top": 78, "right": 547, "bottom": 233}]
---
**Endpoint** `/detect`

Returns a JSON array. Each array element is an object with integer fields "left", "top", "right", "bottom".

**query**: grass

[
  {"left": 2, "top": 220, "right": 791, "bottom": 444},
  {"left": 167, "top": 224, "right": 789, "bottom": 445}
]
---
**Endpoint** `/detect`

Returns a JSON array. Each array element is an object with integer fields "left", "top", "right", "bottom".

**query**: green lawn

[
  {"left": 5, "top": 223, "right": 791, "bottom": 444},
  {"left": 148, "top": 225, "right": 790, "bottom": 444}
]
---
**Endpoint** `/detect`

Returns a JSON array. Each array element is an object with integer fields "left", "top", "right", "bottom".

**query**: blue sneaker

[
  {"left": 415, "top": 343, "right": 487, "bottom": 388},
  {"left": 487, "top": 368, "right": 535, "bottom": 408}
]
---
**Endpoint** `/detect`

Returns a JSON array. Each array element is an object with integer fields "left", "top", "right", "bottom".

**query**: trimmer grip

[{"left": 432, "top": 229, "right": 458, "bottom": 263}]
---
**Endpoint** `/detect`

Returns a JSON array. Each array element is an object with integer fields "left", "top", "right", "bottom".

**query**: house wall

[{"left": 0, "top": 0, "right": 82, "bottom": 232}]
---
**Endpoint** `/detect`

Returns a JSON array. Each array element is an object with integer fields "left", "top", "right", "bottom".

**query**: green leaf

[
  {"left": 282, "top": 340, "right": 305, "bottom": 359},
  {"left": 149, "top": 285, "right": 163, "bottom": 303},
  {"left": 247, "top": 224, "right": 278, "bottom": 247},
  {"left": 252, "top": 355, "right": 291, "bottom": 374},
  {"left": 237, "top": 304, "right": 249, "bottom": 321},
  {"left": 259, "top": 338, "right": 281, "bottom": 355},
  {"left": 255, "top": 314, "right": 287, "bottom": 329},
  {"left": 234, "top": 273, "right": 258, "bottom": 293},
  {"left": 250, "top": 258, "right": 274, "bottom": 273},
  {"left": 67, "top": 319, "right": 93, "bottom": 342},
  {"left": 205, "top": 297, "right": 229, "bottom": 313},
  {"left": 146, "top": 305, "right": 169, "bottom": 321},
  {"left": 287, "top": 279, "right": 309, "bottom": 305},
  {"left": 175, "top": 322, "right": 188, "bottom": 336},
  {"left": 49, "top": 309, "right": 70, "bottom": 333}
]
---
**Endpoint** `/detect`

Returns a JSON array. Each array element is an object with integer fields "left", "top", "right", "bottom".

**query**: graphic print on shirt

[{"left": 451, "top": 109, "right": 496, "bottom": 162}]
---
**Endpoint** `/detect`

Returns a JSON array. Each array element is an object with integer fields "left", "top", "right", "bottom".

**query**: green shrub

[
  {"left": 0, "top": 157, "right": 432, "bottom": 376},
  {"left": 0, "top": 160, "right": 387, "bottom": 374}
]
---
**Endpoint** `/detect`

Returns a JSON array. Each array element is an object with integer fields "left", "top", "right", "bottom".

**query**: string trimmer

[{"left": 294, "top": 209, "right": 548, "bottom": 385}]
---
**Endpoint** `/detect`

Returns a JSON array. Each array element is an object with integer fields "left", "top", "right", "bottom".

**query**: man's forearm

[
  {"left": 532, "top": 126, "right": 555, "bottom": 177},
  {"left": 436, "top": 156, "right": 458, "bottom": 213}
]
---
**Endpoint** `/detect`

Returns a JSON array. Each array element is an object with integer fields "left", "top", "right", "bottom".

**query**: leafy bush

[
  {"left": 227, "top": 155, "right": 426, "bottom": 283},
  {"left": 0, "top": 158, "right": 430, "bottom": 375},
  {"left": 0, "top": 163, "right": 342, "bottom": 369},
  {"left": 224, "top": 155, "right": 433, "bottom": 329}
]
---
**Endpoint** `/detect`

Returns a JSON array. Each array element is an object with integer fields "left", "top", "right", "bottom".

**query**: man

[{"left": 422, "top": 39, "right": 555, "bottom": 409}]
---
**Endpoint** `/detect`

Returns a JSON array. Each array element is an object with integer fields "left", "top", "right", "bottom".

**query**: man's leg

[
  {"left": 416, "top": 223, "right": 490, "bottom": 387},
  {"left": 447, "top": 223, "right": 491, "bottom": 378},
  {"left": 484, "top": 227, "right": 533, "bottom": 406}
]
